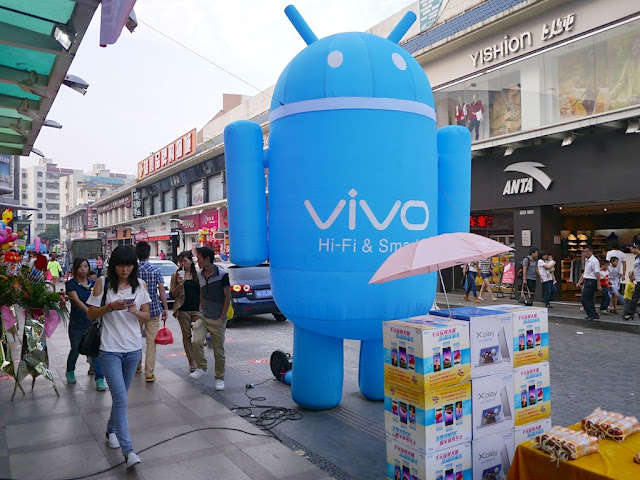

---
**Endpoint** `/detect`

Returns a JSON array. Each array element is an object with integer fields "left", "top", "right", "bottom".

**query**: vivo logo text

[{"left": 304, "top": 189, "right": 429, "bottom": 231}]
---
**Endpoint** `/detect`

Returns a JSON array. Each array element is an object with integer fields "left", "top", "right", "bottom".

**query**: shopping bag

[
  {"left": 155, "top": 319, "right": 173, "bottom": 345},
  {"left": 78, "top": 320, "right": 101, "bottom": 356},
  {"left": 45, "top": 270, "right": 53, "bottom": 281},
  {"left": 227, "top": 303, "right": 234, "bottom": 321},
  {"left": 519, "top": 285, "right": 533, "bottom": 306}
]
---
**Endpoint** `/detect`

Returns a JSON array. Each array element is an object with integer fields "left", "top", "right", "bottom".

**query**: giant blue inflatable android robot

[{"left": 224, "top": 5, "right": 471, "bottom": 410}]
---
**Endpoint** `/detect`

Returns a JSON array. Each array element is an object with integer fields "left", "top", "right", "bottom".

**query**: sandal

[{"left": 623, "top": 315, "right": 632, "bottom": 321}]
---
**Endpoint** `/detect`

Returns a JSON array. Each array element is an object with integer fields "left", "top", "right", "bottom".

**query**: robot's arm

[
  {"left": 224, "top": 120, "right": 268, "bottom": 266},
  {"left": 437, "top": 126, "right": 472, "bottom": 235}
]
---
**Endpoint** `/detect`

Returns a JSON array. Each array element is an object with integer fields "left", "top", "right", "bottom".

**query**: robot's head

[{"left": 271, "top": 5, "right": 433, "bottom": 112}]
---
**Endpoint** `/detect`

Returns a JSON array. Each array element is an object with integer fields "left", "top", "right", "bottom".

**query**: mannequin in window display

[
  {"left": 455, "top": 96, "right": 468, "bottom": 126},
  {"left": 504, "top": 83, "right": 522, "bottom": 133},
  {"left": 611, "top": 37, "right": 640, "bottom": 109},
  {"left": 467, "top": 94, "right": 485, "bottom": 141}
]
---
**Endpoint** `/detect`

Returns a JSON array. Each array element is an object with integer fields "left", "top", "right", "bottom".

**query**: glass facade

[
  {"left": 434, "top": 18, "right": 640, "bottom": 142},
  {"left": 175, "top": 184, "right": 188, "bottom": 209},
  {"left": 208, "top": 174, "right": 224, "bottom": 202}
]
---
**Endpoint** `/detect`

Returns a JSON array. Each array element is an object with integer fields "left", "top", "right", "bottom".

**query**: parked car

[
  {"left": 148, "top": 257, "right": 178, "bottom": 309},
  {"left": 216, "top": 262, "right": 286, "bottom": 323}
]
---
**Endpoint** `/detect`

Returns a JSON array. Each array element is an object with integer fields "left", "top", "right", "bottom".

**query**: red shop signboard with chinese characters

[
  {"left": 137, "top": 129, "right": 197, "bottom": 180},
  {"left": 469, "top": 215, "right": 494, "bottom": 228}
]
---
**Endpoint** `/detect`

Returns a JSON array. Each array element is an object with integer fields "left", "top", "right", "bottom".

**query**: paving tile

[
  {"left": 129, "top": 424, "right": 217, "bottom": 461},
  {"left": 102, "top": 402, "right": 184, "bottom": 435},
  {"left": 202, "top": 412, "right": 269, "bottom": 444},
  {"left": 223, "top": 448, "right": 278, "bottom": 480},
  {"left": 178, "top": 395, "right": 230, "bottom": 418},
  {"left": 6, "top": 414, "right": 91, "bottom": 449},
  {"left": 9, "top": 441, "right": 111, "bottom": 480},
  {"left": 157, "top": 379, "right": 204, "bottom": 399},
  {"left": 138, "top": 452, "right": 251, "bottom": 480},
  {"left": 242, "top": 442, "right": 319, "bottom": 479},
  {"left": 1, "top": 394, "right": 78, "bottom": 425}
]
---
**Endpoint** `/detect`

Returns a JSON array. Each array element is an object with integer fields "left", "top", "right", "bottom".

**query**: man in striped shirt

[{"left": 135, "top": 242, "right": 169, "bottom": 382}]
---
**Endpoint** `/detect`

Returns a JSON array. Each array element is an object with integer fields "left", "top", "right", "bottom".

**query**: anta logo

[
  {"left": 304, "top": 188, "right": 429, "bottom": 231},
  {"left": 502, "top": 162, "right": 553, "bottom": 196}
]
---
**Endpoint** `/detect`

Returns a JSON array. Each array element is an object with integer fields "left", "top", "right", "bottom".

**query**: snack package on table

[
  {"left": 532, "top": 425, "right": 599, "bottom": 463},
  {"left": 581, "top": 408, "right": 640, "bottom": 442}
]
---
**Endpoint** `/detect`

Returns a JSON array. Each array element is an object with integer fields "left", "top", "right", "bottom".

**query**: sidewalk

[
  {"left": 0, "top": 323, "right": 333, "bottom": 480},
  {"left": 435, "top": 289, "right": 640, "bottom": 334}
]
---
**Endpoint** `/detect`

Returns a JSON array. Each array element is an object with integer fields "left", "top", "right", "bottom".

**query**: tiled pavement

[{"left": 0, "top": 324, "right": 334, "bottom": 480}]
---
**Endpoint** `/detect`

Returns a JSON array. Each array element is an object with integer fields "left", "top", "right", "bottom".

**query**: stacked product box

[
  {"left": 430, "top": 306, "right": 551, "bottom": 479},
  {"left": 384, "top": 316, "right": 473, "bottom": 480}
]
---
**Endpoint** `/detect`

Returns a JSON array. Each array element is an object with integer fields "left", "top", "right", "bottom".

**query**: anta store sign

[
  {"left": 137, "top": 129, "right": 196, "bottom": 180},
  {"left": 502, "top": 162, "right": 553, "bottom": 196}
]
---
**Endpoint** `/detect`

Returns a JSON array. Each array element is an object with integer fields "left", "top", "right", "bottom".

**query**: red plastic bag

[{"left": 155, "top": 320, "right": 173, "bottom": 345}]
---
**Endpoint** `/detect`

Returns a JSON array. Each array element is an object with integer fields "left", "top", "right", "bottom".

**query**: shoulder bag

[
  {"left": 78, "top": 278, "right": 109, "bottom": 357},
  {"left": 519, "top": 282, "right": 534, "bottom": 306}
]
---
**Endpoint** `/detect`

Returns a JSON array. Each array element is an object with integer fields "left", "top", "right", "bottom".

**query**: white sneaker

[
  {"left": 126, "top": 452, "right": 141, "bottom": 468},
  {"left": 215, "top": 379, "right": 225, "bottom": 391},
  {"left": 189, "top": 368, "right": 208, "bottom": 379},
  {"left": 106, "top": 432, "right": 120, "bottom": 449}
]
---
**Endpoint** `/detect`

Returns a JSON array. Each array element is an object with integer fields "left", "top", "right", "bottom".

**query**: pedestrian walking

[
  {"left": 159, "top": 249, "right": 166, "bottom": 260},
  {"left": 463, "top": 261, "right": 479, "bottom": 302},
  {"left": 65, "top": 258, "right": 106, "bottom": 391},
  {"left": 576, "top": 246, "right": 601, "bottom": 321},
  {"left": 537, "top": 251, "right": 554, "bottom": 308},
  {"left": 521, "top": 247, "right": 540, "bottom": 298},
  {"left": 624, "top": 271, "right": 635, "bottom": 305},
  {"left": 135, "top": 241, "right": 169, "bottom": 382},
  {"left": 189, "top": 246, "right": 231, "bottom": 391},
  {"left": 96, "top": 255, "right": 103, "bottom": 277},
  {"left": 87, "top": 245, "right": 151, "bottom": 468},
  {"left": 606, "top": 241, "right": 626, "bottom": 278},
  {"left": 47, "top": 253, "right": 63, "bottom": 289},
  {"left": 170, "top": 250, "right": 200, "bottom": 373},
  {"left": 622, "top": 244, "right": 640, "bottom": 321},
  {"left": 477, "top": 257, "right": 496, "bottom": 301}
]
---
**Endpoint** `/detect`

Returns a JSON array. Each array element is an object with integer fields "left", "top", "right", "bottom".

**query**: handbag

[
  {"left": 155, "top": 319, "right": 173, "bottom": 345},
  {"left": 519, "top": 283, "right": 534, "bottom": 306},
  {"left": 78, "top": 279, "right": 108, "bottom": 357}
]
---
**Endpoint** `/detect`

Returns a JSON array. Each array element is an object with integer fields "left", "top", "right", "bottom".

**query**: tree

[{"left": 38, "top": 224, "right": 60, "bottom": 245}]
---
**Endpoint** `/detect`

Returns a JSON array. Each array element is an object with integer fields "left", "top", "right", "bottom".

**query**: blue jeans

[
  {"left": 542, "top": 280, "right": 553, "bottom": 306},
  {"left": 465, "top": 271, "right": 477, "bottom": 297},
  {"left": 99, "top": 349, "right": 141, "bottom": 456},
  {"left": 600, "top": 286, "right": 611, "bottom": 312},
  {"left": 67, "top": 328, "right": 103, "bottom": 380}
]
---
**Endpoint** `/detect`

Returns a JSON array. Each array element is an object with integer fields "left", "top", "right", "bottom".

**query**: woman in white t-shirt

[{"left": 88, "top": 246, "right": 151, "bottom": 469}]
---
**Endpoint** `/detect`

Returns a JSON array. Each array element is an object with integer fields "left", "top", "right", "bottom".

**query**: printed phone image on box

[
  {"left": 384, "top": 317, "right": 471, "bottom": 391},
  {"left": 485, "top": 305, "right": 549, "bottom": 367},
  {"left": 514, "top": 418, "right": 552, "bottom": 448},
  {"left": 386, "top": 439, "right": 472, "bottom": 480},
  {"left": 385, "top": 381, "right": 472, "bottom": 454},
  {"left": 471, "top": 372, "right": 515, "bottom": 439},
  {"left": 430, "top": 307, "right": 513, "bottom": 378},
  {"left": 472, "top": 430, "right": 515, "bottom": 480},
  {"left": 513, "top": 362, "right": 551, "bottom": 426}
]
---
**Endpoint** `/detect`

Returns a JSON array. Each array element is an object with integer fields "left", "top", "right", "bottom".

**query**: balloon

[
  {"left": 2, "top": 208, "right": 12, "bottom": 224},
  {"left": 34, "top": 236, "right": 41, "bottom": 253},
  {"left": 224, "top": 6, "right": 471, "bottom": 410},
  {"left": 0, "top": 221, "right": 5, "bottom": 230},
  {"left": 1, "top": 243, "right": 10, "bottom": 251}
]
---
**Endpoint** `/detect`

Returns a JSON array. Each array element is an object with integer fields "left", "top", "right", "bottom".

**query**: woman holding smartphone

[
  {"left": 65, "top": 258, "right": 106, "bottom": 390},
  {"left": 87, "top": 246, "right": 151, "bottom": 469},
  {"left": 169, "top": 250, "right": 200, "bottom": 373}
]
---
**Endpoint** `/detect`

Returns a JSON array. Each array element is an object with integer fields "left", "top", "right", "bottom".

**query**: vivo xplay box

[
  {"left": 383, "top": 316, "right": 471, "bottom": 391},
  {"left": 484, "top": 304, "right": 549, "bottom": 368},
  {"left": 471, "top": 372, "right": 515, "bottom": 440},
  {"left": 386, "top": 439, "right": 472, "bottom": 480},
  {"left": 430, "top": 307, "right": 514, "bottom": 377},
  {"left": 472, "top": 430, "right": 515, "bottom": 480},
  {"left": 513, "top": 362, "right": 551, "bottom": 426},
  {"left": 385, "top": 381, "right": 472, "bottom": 454},
  {"left": 514, "top": 418, "right": 553, "bottom": 448}
]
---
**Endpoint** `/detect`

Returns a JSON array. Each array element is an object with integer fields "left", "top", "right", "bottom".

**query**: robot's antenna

[
  {"left": 284, "top": 5, "right": 318, "bottom": 45},
  {"left": 387, "top": 11, "right": 416, "bottom": 44}
]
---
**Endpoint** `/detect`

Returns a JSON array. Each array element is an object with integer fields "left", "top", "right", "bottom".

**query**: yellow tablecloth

[{"left": 507, "top": 424, "right": 640, "bottom": 480}]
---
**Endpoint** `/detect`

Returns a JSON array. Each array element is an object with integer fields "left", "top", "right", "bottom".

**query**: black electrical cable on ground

[{"left": 231, "top": 378, "right": 303, "bottom": 439}]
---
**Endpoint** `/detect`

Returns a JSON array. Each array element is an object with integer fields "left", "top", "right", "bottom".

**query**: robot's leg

[
  {"left": 358, "top": 338, "right": 384, "bottom": 401},
  {"left": 291, "top": 325, "right": 343, "bottom": 410}
]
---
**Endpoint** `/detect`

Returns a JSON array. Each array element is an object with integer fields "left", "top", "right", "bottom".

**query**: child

[
  {"left": 624, "top": 271, "right": 635, "bottom": 303},
  {"left": 599, "top": 259, "right": 611, "bottom": 315},
  {"left": 88, "top": 270, "right": 98, "bottom": 282},
  {"left": 608, "top": 257, "right": 622, "bottom": 313}
]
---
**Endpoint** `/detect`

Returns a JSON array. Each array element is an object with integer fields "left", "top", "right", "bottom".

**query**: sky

[{"left": 22, "top": 0, "right": 414, "bottom": 175}]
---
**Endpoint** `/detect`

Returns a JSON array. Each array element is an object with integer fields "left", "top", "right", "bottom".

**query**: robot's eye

[
  {"left": 392, "top": 52, "right": 406, "bottom": 71},
  {"left": 327, "top": 50, "right": 343, "bottom": 68}
]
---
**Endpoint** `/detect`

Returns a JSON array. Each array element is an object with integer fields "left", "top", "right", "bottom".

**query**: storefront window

[
  {"left": 176, "top": 185, "right": 188, "bottom": 209},
  {"left": 191, "top": 180, "right": 204, "bottom": 205},
  {"left": 163, "top": 190, "right": 174, "bottom": 211},
  {"left": 143, "top": 197, "right": 151, "bottom": 216},
  {"left": 434, "top": 18, "right": 640, "bottom": 142},
  {"left": 208, "top": 173, "right": 224, "bottom": 202},
  {"left": 153, "top": 195, "right": 161, "bottom": 214}
]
